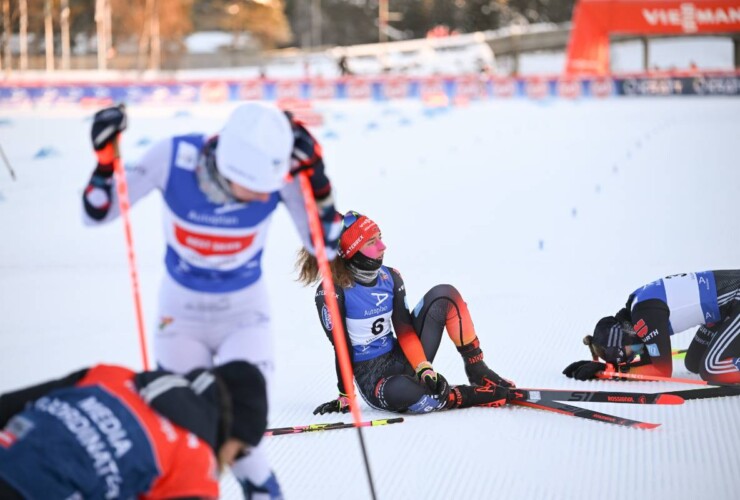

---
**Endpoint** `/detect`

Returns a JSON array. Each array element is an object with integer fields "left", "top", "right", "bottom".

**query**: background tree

[
  {"left": 199, "top": 0, "right": 292, "bottom": 50},
  {"left": 238, "top": 0, "right": 291, "bottom": 49},
  {"left": 3, "top": 0, "right": 576, "bottom": 70}
]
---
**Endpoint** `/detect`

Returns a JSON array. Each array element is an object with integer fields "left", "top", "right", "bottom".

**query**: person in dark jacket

[
  {"left": 0, "top": 360, "right": 267, "bottom": 499},
  {"left": 564, "top": 271, "right": 740, "bottom": 384}
]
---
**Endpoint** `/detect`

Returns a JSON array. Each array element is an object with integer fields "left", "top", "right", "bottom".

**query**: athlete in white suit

[{"left": 82, "top": 103, "right": 342, "bottom": 499}]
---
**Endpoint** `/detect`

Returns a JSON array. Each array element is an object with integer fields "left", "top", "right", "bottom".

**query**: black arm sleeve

[
  {"left": 314, "top": 284, "right": 351, "bottom": 394},
  {"left": 0, "top": 368, "right": 89, "bottom": 427},
  {"left": 134, "top": 369, "right": 221, "bottom": 451},
  {"left": 388, "top": 268, "right": 415, "bottom": 337},
  {"left": 630, "top": 299, "right": 673, "bottom": 374}
]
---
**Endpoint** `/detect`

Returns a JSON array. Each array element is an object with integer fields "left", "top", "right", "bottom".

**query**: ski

[
  {"left": 264, "top": 417, "right": 404, "bottom": 436},
  {"left": 510, "top": 388, "right": 684, "bottom": 405},
  {"left": 664, "top": 385, "right": 740, "bottom": 401},
  {"left": 508, "top": 395, "right": 660, "bottom": 429}
]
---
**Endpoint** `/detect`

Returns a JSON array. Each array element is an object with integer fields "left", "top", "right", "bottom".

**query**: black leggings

[
  {"left": 685, "top": 305, "right": 740, "bottom": 384},
  {"left": 0, "top": 478, "right": 24, "bottom": 499},
  {"left": 355, "top": 285, "right": 465, "bottom": 412}
]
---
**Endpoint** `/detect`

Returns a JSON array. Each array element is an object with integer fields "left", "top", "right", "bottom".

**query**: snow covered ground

[{"left": 1, "top": 96, "right": 739, "bottom": 499}]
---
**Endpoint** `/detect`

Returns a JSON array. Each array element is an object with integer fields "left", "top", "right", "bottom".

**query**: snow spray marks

[
  {"left": 33, "top": 147, "right": 60, "bottom": 159},
  {"left": 0, "top": 143, "right": 16, "bottom": 180}
]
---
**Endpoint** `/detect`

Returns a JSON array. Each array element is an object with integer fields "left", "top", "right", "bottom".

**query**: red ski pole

[
  {"left": 112, "top": 135, "right": 150, "bottom": 370},
  {"left": 296, "top": 173, "right": 363, "bottom": 425},
  {"left": 596, "top": 370, "right": 709, "bottom": 386},
  {"left": 296, "top": 172, "right": 377, "bottom": 499}
]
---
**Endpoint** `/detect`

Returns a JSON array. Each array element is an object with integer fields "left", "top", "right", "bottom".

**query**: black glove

[
  {"left": 416, "top": 362, "right": 451, "bottom": 401},
  {"left": 433, "top": 373, "right": 451, "bottom": 400},
  {"left": 313, "top": 394, "right": 350, "bottom": 415},
  {"left": 563, "top": 360, "right": 606, "bottom": 381},
  {"left": 288, "top": 120, "right": 322, "bottom": 178},
  {"left": 91, "top": 105, "right": 127, "bottom": 152}
]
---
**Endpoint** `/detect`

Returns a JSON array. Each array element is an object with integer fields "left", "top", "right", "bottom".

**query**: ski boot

[
  {"left": 458, "top": 337, "right": 515, "bottom": 389},
  {"left": 448, "top": 383, "right": 508, "bottom": 409},
  {"left": 239, "top": 471, "right": 283, "bottom": 500}
]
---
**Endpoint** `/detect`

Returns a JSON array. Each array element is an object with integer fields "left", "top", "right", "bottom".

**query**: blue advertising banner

[
  {"left": 614, "top": 75, "right": 740, "bottom": 96},
  {"left": 0, "top": 73, "right": 737, "bottom": 107}
]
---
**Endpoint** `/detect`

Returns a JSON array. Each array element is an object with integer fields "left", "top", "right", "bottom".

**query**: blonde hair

[{"left": 295, "top": 248, "right": 354, "bottom": 288}]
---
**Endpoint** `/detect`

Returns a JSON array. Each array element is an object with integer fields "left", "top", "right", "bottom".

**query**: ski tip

[
  {"left": 635, "top": 422, "right": 661, "bottom": 430},
  {"left": 656, "top": 394, "right": 685, "bottom": 405}
]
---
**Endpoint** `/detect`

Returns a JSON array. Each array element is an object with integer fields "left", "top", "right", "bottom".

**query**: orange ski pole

[
  {"left": 112, "top": 135, "right": 150, "bottom": 370},
  {"left": 296, "top": 172, "right": 377, "bottom": 499},
  {"left": 296, "top": 174, "right": 362, "bottom": 425},
  {"left": 596, "top": 370, "right": 708, "bottom": 386}
]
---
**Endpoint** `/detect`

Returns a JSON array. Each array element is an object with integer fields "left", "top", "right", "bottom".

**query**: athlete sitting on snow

[
  {"left": 564, "top": 270, "right": 740, "bottom": 384},
  {"left": 296, "top": 210, "right": 515, "bottom": 415},
  {"left": 0, "top": 361, "right": 266, "bottom": 499}
]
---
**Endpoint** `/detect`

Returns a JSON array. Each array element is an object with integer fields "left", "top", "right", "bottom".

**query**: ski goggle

[
  {"left": 584, "top": 335, "right": 644, "bottom": 365},
  {"left": 342, "top": 210, "right": 362, "bottom": 229}
]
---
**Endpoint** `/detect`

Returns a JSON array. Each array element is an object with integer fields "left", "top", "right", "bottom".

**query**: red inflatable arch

[{"left": 565, "top": 0, "right": 740, "bottom": 75}]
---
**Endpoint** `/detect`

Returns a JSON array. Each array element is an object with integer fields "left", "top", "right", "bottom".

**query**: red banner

[
  {"left": 175, "top": 226, "right": 255, "bottom": 256},
  {"left": 566, "top": 0, "right": 740, "bottom": 75}
]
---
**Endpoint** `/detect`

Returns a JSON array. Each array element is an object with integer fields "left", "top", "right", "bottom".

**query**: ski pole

[
  {"left": 671, "top": 349, "right": 687, "bottom": 359},
  {"left": 265, "top": 417, "right": 404, "bottom": 437},
  {"left": 296, "top": 172, "right": 377, "bottom": 499},
  {"left": 596, "top": 370, "right": 709, "bottom": 386},
  {"left": 0, "top": 142, "right": 16, "bottom": 180},
  {"left": 112, "top": 129, "right": 150, "bottom": 370}
]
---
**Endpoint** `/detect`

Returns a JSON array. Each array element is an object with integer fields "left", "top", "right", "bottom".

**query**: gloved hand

[
  {"left": 415, "top": 362, "right": 450, "bottom": 400},
  {"left": 563, "top": 360, "right": 607, "bottom": 381},
  {"left": 288, "top": 119, "right": 322, "bottom": 178},
  {"left": 416, "top": 362, "right": 438, "bottom": 391},
  {"left": 91, "top": 104, "right": 127, "bottom": 165},
  {"left": 312, "top": 393, "right": 350, "bottom": 415}
]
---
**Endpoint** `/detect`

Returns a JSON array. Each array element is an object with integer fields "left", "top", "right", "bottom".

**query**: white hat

[{"left": 216, "top": 102, "right": 294, "bottom": 193}]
